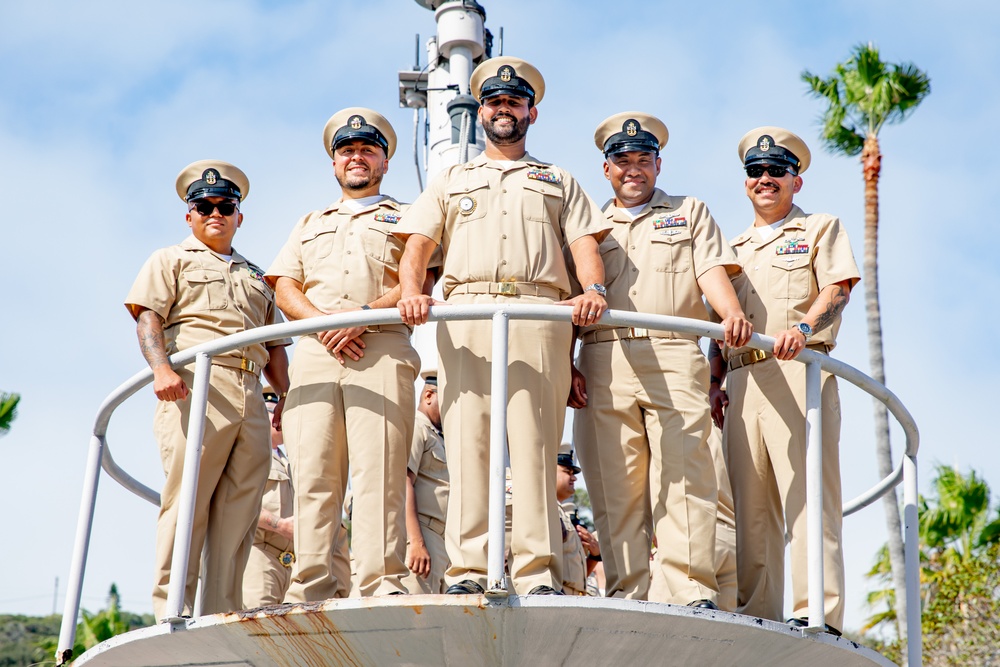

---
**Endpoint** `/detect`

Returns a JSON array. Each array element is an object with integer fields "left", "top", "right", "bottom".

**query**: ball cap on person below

[
  {"left": 262, "top": 385, "right": 279, "bottom": 406},
  {"left": 323, "top": 107, "right": 397, "bottom": 161},
  {"left": 420, "top": 367, "right": 438, "bottom": 386},
  {"left": 175, "top": 160, "right": 250, "bottom": 202},
  {"left": 557, "top": 442, "right": 581, "bottom": 474},
  {"left": 594, "top": 112, "right": 668, "bottom": 156},
  {"left": 470, "top": 56, "right": 545, "bottom": 106},
  {"left": 738, "top": 126, "right": 811, "bottom": 175}
]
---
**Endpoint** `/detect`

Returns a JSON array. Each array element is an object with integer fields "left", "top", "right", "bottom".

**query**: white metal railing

[{"left": 56, "top": 306, "right": 921, "bottom": 666}]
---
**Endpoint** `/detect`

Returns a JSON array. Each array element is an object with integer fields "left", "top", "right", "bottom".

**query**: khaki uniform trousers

[
  {"left": 152, "top": 366, "right": 270, "bottom": 620},
  {"left": 724, "top": 356, "right": 845, "bottom": 629},
  {"left": 575, "top": 337, "right": 718, "bottom": 604},
  {"left": 400, "top": 516, "right": 449, "bottom": 594},
  {"left": 283, "top": 332, "right": 418, "bottom": 600},
  {"left": 438, "top": 292, "right": 571, "bottom": 594},
  {"left": 243, "top": 542, "right": 292, "bottom": 607}
]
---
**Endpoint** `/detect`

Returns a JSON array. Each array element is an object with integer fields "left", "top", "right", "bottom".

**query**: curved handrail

[
  {"left": 59, "top": 305, "right": 921, "bottom": 666},
  {"left": 93, "top": 306, "right": 919, "bottom": 511}
]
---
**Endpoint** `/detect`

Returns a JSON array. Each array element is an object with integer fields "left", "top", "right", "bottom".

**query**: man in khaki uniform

[
  {"left": 396, "top": 57, "right": 611, "bottom": 595},
  {"left": 708, "top": 127, "right": 859, "bottom": 633},
  {"left": 243, "top": 391, "right": 295, "bottom": 607},
  {"left": 401, "top": 372, "right": 450, "bottom": 594},
  {"left": 267, "top": 108, "right": 432, "bottom": 600},
  {"left": 554, "top": 444, "right": 600, "bottom": 596},
  {"left": 569, "top": 113, "right": 751, "bottom": 607},
  {"left": 126, "top": 160, "right": 291, "bottom": 620}
]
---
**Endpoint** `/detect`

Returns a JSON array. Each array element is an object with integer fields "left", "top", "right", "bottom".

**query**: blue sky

[{"left": 1, "top": 0, "right": 998, "bottom": 635}]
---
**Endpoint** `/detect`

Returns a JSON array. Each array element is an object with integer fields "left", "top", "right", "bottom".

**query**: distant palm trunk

[{"left": 862, "top": 133, "right": 908, "bottom": 636}]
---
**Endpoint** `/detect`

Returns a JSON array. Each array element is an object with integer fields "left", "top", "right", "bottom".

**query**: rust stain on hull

[{"left": 232, "top": 605, "right": 365, "bottom": 667}]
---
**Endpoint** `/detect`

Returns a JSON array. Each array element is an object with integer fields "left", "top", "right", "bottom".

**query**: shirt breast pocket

[
  {"left": 522, "top": 181, "right": 563, "bottom": 223},
  {"left": 650, "top": 229, "right": 692, "bottom": 273},
  {"left": 446, "top": 183, "right": 489, "bottom": 224},
  {"left": 599, "top": 237, "right": 626, "bottom": 283},
  {"left": 363, "top": 224, "right": 405, "bottom": 264},
  {"left": 182, "top": 269, "right": 227, "bottom": 310},
  {"left": 770, "top": 255, "right": 813, "bottom": 299},
  {"left": 301, "top": 228, "right": 338, "bottom": 268},
  {"left": 244, "top": 277, "right": 272, "bottom": 325}
]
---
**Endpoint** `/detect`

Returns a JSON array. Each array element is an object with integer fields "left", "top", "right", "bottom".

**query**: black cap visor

[
  {"left": 332, "top": 126, "right": 389, "bottom": 155},
  {"left": 604, "top": 130, "right": 660, "bottom": 157},
  {"left": 480, "top": 76, "right": 535, "bottom": 106}
]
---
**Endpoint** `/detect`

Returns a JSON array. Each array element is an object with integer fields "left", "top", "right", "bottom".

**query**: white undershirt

[
  {"left": 496, "top": 160, "right": 517, "bottom": 169},
  {"left": 219, "top": 254, "right": 233, "bottom": 262},
  {"left": 756, "top": 220, "right": 785, "bottom": 242},
  {"left": 341, "top": 195, "right": 384, "bottom": 213},
  {"left": 621, "top": 204, "right": 647, "bottom": 220}
]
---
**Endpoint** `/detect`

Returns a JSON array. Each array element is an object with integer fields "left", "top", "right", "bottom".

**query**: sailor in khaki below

[
  {"left": 708, "top": 127, "right": 860, "bottom": 633},
  {"left": 266, "top": 108, "right": 433, "bottom": 600},
  {"left": 243, "top": 390, "right": 295, "bottom": 607},
  {"left": 125, "top": 160, "right": 291, "bottom": 620},
  {"left": 401, "top": 371, "right": 450, "bottom": 594},
  {"left": 570, "top": 113, "right": 751, "bottom": 608},
  {"left": 396, "top": 57, "right": 611, "bottom": 596},
  {"left": 554, "top": 444, "right": 600, "bottom": 596}
]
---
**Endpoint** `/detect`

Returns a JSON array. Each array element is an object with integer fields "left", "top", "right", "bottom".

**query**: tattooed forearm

[
  {"left": 812, "top": 284, "right": 850, "bottom": 333},
  {"left": 137, "top": 309, "right": 171, "bottom": 369}
]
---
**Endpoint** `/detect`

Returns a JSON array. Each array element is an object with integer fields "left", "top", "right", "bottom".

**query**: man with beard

[
  {"left": 395, "top": 57, "right": 611, "bottom": 596},
  {"left": 708, "top": 127, "right": 859, "bottom": 633},
  {"left": 266, "top": 108, "right": 433, "bottom": 599},
  {"left": 569, "top": 112, "right": 751, "bottom": 608}
]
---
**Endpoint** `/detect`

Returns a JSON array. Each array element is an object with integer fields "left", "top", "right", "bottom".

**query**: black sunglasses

[
  {"left": 746, "top": 165, "right": 795, "bottom": 179},
  {"left": 189, "top": 199, "right": 239, "bottom": 216}
]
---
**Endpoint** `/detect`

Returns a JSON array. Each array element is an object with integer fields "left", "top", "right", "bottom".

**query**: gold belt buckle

[
  {"left": 240, "top": 358, "right": 257, "bottom": 374},
  {"left": 628, "top": 328, "right": 648, "bottom": 339},
  {"left": 279, "top": 551, "right": 295, "bottom": 568},
  {"left": 497, "top": 281, "right": 518, "bottom": 296},
  {"left": 750, "top": 349, "right": 768, "bottom": 363}
]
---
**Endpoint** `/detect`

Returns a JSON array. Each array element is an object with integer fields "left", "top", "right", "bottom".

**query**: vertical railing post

[
  {"left": 164, "top": 352, "right": 212, "bottom": 620},
  {"left": 903, "top": 453, "right": 921, "bottom": 666},
  {"left": 805, "top": 359, "right": 826, "bottom": 630},
  {"left": 486, "top": 310, "right": 510, "bottom": 595},
  {"left": 55, "top": 434, "right": 106, "bottom": 664}
]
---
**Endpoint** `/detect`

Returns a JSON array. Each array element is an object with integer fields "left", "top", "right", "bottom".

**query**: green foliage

[
  {"left": 0, "top": 392, "right": 20, "bottom": 436},
  {"left": 802, "top": 42, "right": 931, "bottom": 155},
  {"left": 30, "top": 584, "right": 153, "bottom": 665},
  {"left": 861, "top": 465, "right": 1000, "bottom": 662},
  {"left": 0, "top": 614, "right": 61, "bottom": 666},
  {"left": 572, "top": 488, "right": 595, "bottom": 531}
]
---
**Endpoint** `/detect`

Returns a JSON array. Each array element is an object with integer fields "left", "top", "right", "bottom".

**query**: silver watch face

[{"left": 587, "top": 283, "right": 607, "bottom": 296}]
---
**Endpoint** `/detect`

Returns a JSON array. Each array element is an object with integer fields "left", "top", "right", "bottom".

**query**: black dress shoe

[
  {"left": 527, "top": 585, "right": 565, "bottom": 595},
  {"left": 445, "top": 580, "right": 485, "bottom": 595},
  {"left": 686, "top": 599, "right": 719, "bottom": 610},
  {"left": 786, "top": 617, "right": 842, "bottom": 636}
]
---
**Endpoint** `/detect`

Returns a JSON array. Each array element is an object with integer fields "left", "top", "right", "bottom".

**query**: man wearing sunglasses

[
  {"left": 267, "top": 108, "right": 431, "bottom": 600},
  {"left": 569, "top": 112, "right": 750, "bottom": 609},
  {"left": 707, "top": 127, "right": 860, "bottom": 634},
  {"left": 125, "top": 160, "right": 291, "bottom": 620}
]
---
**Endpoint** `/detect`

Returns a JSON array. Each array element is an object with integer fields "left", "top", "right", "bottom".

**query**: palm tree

[
  {"left": 0, "top": 392, "right": 20, "bottom": 436},
  {"left": 802, "top": 43, "right": 930, "bottom": 639}
]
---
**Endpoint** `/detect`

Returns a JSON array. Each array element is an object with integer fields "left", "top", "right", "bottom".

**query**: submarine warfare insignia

[
  {"left": 458, "top": 196, "right": 477, "bottom": 215},
  {"left": 526, "top": 169, "right": 561, "bottom": 184}
]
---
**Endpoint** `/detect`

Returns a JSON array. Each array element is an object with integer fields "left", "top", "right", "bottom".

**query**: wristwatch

[
  {"left": 585, "top": 283, "right": 607, "bottom": 297},
  {"left": 795, "top": 322, "right": 813, "bottom": 339}
]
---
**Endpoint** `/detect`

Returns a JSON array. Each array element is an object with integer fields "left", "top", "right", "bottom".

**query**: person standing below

[
  {"left": 267, "top": 108, "right": 433, "bottom": 599},
  {"left": 243, "top": 390, "right": 295, "bottom": 607},
  {"left": 708, "top": 127, "right": 859, "bottom": 634},
  {"left": 396, "top": 57, "right": 611, "bottom": 596},
  {"left": 401, "top": 371, "right": 450, "bottom": 594},
  {"left": 569, "top": 113, "right": 751, "bottom": 608},
  {"left": 554, "top": 444, "right": 600, "bottom": 596},
  {"left": 126, "top": 160, "right": 290, "bottom": 620}
]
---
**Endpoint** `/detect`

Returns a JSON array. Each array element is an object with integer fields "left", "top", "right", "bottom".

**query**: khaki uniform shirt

[
  {"left": 125, "top": 235, "right": 288, "bottom": 368},
  {"left": 559, "top": 502, "right": 588, "bottom": 594},
  {"left": 265, "top": 197, "right": 408, "bottom": 310},
  {"left": 726, "top": 204, "right": 860, "bottom": 356},
  {"left": 577, "top": 189, "right": 739, "bottom": 340},
  {"left": 254, "top": 448, "right": 294, "bottom": 552},
  {"left": 396, "top": 152, "right": 610, "bottom": 298},
  {"left": 408, "top": 411, "right": 448, "bottom": 524}
]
